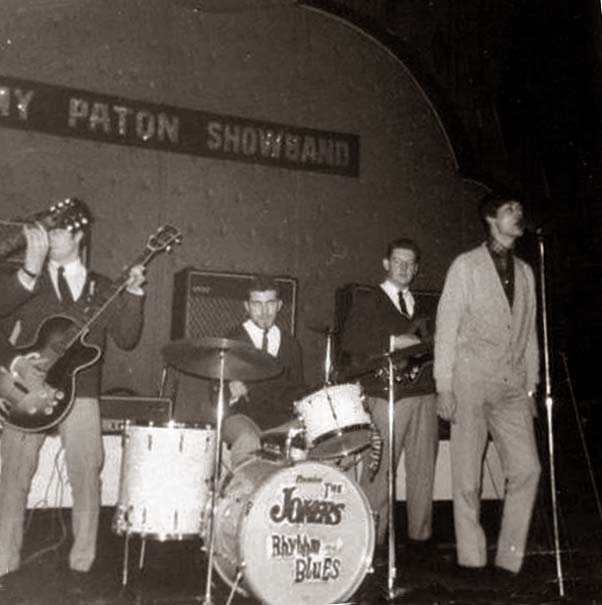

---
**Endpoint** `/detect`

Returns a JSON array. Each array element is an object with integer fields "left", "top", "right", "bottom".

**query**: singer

[{"left": 434, "top": 191, "right": 541, "bottom": 581}]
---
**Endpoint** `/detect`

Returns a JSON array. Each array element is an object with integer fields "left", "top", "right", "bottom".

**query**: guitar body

[{"left": 0, "top": 314, "right": 101, "bottom": 432}]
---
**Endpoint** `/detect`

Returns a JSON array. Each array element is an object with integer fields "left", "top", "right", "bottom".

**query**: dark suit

[
  {"left": 221, "top": 323, "right": 305, "bottom": 465},
  {"left": 341, "top": 284, "right": 438, "bottom": 544},
  {"left": 0, "top": 263, "right": 143, "bottom": 576},
  {"left": 225, "top": 324, "right": 305, "bottom": 430}
]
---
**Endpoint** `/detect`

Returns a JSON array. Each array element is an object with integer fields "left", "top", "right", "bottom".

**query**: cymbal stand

[
  {"left": 536, "top": 229, "right": 565, "bottom": 597},
  {"left": 386, "top": 340, "right": 397, "bottom": 599},
  {"left": 324, "top": 330, "right": 334, "bottom": 385},
  {"left": 202, "top": 350, "right": 227, "bottom": 605},
  {"left": 158, "top": 364, "right": 175, "bottom": 420}
]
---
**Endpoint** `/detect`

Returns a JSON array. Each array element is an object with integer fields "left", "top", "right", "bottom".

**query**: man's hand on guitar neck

[
  {"left": 125, "top": 264, "right": 146, "bottom": 296},
  {"left": 391, "top": 333, "right": 421, "bottom": 350}
]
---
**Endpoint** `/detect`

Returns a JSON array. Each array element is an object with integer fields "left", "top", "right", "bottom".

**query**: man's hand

[
  {"left": 23, "top": 223, "right": 49, "bottom": 276},
  {"left": 13, "top": 355, "right": 49, "bottom": 383},
  {"left": 0, "top": 398, "right": 10, "bottom": 418},
  {"left": 391, "top": 334, "right": 421, "bottom": 350},
  {"left": 437, "top": 391, "right": 457, "bottom": 423},
  {"left": 229, "top": 380, "right": 248, "bottom": 405},
  {"left": 125, "top": 264, "right": 146, "bottom": 295}
]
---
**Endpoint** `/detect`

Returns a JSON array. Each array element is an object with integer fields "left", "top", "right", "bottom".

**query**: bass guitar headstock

[{"left": 146, "top": 224, "right": 183, "bottom": 255}]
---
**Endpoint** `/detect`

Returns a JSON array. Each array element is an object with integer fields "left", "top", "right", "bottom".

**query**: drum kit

[{"left": 111, "top": 334, "right": 380, "bottom": 605}]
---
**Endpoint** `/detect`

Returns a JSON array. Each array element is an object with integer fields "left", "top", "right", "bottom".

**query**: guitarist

[
  {"left": 339, "top": 237, "right": 438, "bottom": 554},
  {"left": 0, "top": 210, "right": 146, "bottom": 581}
]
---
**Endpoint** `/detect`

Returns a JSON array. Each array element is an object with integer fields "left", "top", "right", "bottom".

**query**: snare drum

[
  {"left": 112, "top": 421, "right": 215, "bottom": 540},
  {"left": 204, "top": 454, "right": 374, "bottom": 605},
  {"left": 295, "top": 383, "right": 372, "bottom": 459}
]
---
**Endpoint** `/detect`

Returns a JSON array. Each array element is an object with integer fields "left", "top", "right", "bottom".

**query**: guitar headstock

[
  {"left": 37, "top": 198, "right": 93, "bottom": 233},
  {"left": 147, "top": 224, "right": 183, "bottom": 254}
]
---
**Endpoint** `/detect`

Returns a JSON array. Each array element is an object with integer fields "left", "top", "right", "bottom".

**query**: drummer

[{"left": 222, "top": 276, "right": 306, "bottom": 465}]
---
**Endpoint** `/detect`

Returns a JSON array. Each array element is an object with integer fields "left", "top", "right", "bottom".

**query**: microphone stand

[
  {"left": 386, "top": 348, "right": 397, "bottom": 599},
  {"left": 536, "top": 228, "right": 565, "bottom": 597}
]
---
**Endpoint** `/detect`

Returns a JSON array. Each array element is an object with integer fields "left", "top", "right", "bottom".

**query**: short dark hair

[
  {"left": 385, "top": 238, "right": 421, "bottom": 263},
  {"left": 478, "top": 191, "right": 520, "bottom": 221},
  {"left": 247, "top": 275, "right": 281, "bottom": 298}
]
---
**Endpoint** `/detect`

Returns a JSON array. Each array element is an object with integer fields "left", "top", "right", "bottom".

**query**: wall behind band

[{"left": 0, "top": 0, "right": 484, "bottom": 406}]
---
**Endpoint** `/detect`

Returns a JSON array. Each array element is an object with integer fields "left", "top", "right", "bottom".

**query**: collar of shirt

[
  {"left": 487, "top": 237, "right": 513, "bottom": 259},
  {"left": 380, "top": 280, "right": 414, "bottom": 316},
  {"left": 243, "top": 319, "right": 281, "bottom": 357},
  {"left": 48, "top": 258, "right": 87, "bottom": 301}
]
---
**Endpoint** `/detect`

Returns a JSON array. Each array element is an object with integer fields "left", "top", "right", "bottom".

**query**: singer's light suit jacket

[{"left": 434, "top": 242, "right": 539, "bottom": 394}]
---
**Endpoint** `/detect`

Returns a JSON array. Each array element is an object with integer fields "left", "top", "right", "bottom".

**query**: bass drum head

[{"left": 236, "top": 459, "right": 374, "bottom": 605}]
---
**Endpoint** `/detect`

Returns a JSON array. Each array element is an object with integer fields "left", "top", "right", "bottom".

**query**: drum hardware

[
  {"left": 162, "top": 337, "right": 283, "bottom": 605},
  {"left": 307, "top": 322, "right": 338, "bottom": 385}
]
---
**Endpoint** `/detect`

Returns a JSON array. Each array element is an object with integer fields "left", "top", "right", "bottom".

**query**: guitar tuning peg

[{"left": 56, "top": 200, "right": 64, "bottom": 208}]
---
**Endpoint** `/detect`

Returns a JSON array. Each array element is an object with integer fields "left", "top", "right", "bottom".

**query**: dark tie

[
  {"left": 398, "top": 290, "right": 410, "bottom": 317},
  {"left": 57, "top": 266, "right": 74, "bottom": 304},
  {"left": 261, "top": 329, "right": 269, "bottom": 352}
]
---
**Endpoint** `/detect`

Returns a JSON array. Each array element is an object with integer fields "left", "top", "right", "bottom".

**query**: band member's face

[
  {"left": 383, "top": 247, "right": 418, "bottom": 289},
  {"left": 245, "top": 289, "right": 282, "bottom": 330},
  {"left": 48, "top": 228, "right": 83, "bottom": 264},
  {"left": 488, "top": 200, "right": 524, "bottom": 239}
]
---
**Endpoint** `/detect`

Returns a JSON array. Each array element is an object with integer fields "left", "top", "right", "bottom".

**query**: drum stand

[{"left": 201, "top": 351, "right": 227, "bottom": 605}]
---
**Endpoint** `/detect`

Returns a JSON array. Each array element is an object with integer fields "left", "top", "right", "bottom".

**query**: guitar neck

[{"left": 60, "top": 248, "right": 155, "bottom": 351}]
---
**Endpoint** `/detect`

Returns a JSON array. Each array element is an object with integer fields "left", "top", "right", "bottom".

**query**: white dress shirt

[
  {"left": 380, "top": 279, "right": 415, "bottom": 317},
  {"left": 243, "top": 319, "right": 281, "bottom": 357}
]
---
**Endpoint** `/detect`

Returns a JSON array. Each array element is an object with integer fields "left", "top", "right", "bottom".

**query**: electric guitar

[
  {"left": 0, "top": 224, "right": 182, "bottom": 432},
  {"left": 0, "top": 198, "right": 90, "bottom": 259}
]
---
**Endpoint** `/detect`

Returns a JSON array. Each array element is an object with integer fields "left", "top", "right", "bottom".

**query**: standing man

[
  {"left": 340, "top": 238, "right": 438, "bottom": 547},
  {"left": 0, "top": 209, "right": 146, "bottom": 580},
  {"left": 434, "top": 192, "right": 541, "bottom": 576},
  {"left": 223, "top": 276, "right": 305, "bottom": 464}
]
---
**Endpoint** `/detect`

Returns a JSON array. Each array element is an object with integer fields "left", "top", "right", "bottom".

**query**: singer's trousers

[{"left": 450, "top": 377, "right": 540, "bottom": 573}]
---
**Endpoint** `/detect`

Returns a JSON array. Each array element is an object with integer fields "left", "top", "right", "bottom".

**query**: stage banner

[{"left": 0, "top": 74, "right": 359, "bottom": 177}]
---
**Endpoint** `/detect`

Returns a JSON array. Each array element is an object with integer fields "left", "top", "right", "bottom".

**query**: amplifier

[{"left": 99, "top": 396, "right": 172, "bottom": 434}]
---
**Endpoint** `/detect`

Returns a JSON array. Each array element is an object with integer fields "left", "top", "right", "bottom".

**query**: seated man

[{"left": 222, "top": 276, "right": 306, "bottom": 465}]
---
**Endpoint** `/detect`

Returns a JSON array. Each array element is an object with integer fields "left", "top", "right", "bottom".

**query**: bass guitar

[
  {"left": 0, "top": 224, "right": 182, "bottom": 432},
  {"left": 0, "top": 198, "right": 90, "bottom": 259}
]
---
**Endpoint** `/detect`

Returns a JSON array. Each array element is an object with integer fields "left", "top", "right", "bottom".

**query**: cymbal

[
  {"left": 340, "top": 342, "right": 430, "bottom": 380},
  {"left": 306, "top": 322, "right": 338, "bottom": 336},
  {"left": 162, "top": 337, "right": 283, "bottom": 381}
]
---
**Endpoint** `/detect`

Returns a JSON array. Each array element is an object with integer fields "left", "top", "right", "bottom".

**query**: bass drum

[{"left": 205, "top": 455, "right": 374, "bottom": 605}]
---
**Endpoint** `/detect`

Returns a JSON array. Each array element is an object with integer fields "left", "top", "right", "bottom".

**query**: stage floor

[{"left": 1, "top": 500, "right": 600, "bottom": 605}]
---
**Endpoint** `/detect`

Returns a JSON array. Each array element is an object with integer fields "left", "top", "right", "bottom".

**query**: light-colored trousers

[
  {"left": 0, "top": 397, "right": 103, "bottom": 576},
  {"left": 451, "top": 377, "right": 541, "bottom": 573},
  {"left": 360, "top": 394, "right": 438, "bottom": 545}
]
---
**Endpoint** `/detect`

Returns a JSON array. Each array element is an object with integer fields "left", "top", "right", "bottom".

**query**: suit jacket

[
  {"left": 340, "top": 285, "right": 437, "bottom": 398},
  {"left": 434, "top": 243, "right": 539, "bottom": 394},
  {"left": 0, "top": 263, "right": 144, "bottom": 398},
  {"left": 226, "top": 324, "right": 305, "bottom": 430}
]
